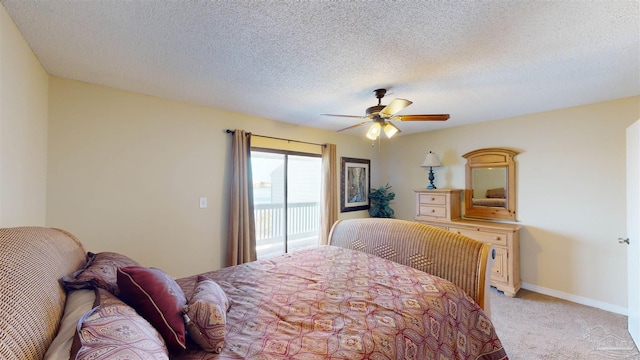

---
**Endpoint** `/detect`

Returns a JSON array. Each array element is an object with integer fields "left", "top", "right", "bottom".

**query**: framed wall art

[{"left": 340, "top": 157, "right": 370, "bottom": 212}]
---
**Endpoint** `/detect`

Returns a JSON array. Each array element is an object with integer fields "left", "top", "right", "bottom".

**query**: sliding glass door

[{"left": 251, "top": 150, "right": 321, "bottom": 259}]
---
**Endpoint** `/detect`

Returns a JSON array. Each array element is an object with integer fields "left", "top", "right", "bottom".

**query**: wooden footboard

[{"left": 328, "top": 218, "right": 492, "bottom": 311}]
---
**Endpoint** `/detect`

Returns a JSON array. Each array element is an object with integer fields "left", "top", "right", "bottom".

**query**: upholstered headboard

[
  {"left": 0, "top": 227, "right": 87, "bottom": 359},
  {"left": 328, "top": 218, "right": 492, "bottom": 312}
]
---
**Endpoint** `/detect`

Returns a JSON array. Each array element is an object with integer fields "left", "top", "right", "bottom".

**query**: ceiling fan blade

[
  {"left": 379, "top": 98, "right": 412, "bottom": 117},
  {"left": 336, "top": 121, "right": 371, "bottom": 132},
  {"left": 321, "top": 114, "right": 367, "bottom": 119},
  {"left": 393, "top": 114, "right": 450, "bottom": 121}
]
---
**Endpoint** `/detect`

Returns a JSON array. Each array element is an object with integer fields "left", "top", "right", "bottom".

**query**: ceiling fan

[{"left": 322, "top": 89, "right": 449, "bottom": 140}]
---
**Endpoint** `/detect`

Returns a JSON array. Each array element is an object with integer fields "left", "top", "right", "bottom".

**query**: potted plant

[{"left": 368, "top": 183, "right": 395, "bottom": 218}]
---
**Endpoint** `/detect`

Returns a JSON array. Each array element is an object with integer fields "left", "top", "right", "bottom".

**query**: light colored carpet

[{"left": 489, "top": 288, "right": 639, "bottom": 359}]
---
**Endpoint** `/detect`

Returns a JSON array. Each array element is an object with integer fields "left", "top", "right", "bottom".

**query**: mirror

[
  {"left": 471, "top": 167, "right": 507, "bottom": 208},
  {"left": 463, "top": 148, "right": 518, "bottom": 221}
]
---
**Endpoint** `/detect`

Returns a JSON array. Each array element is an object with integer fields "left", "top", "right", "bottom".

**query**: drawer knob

[
  {"left": 431, "top": 209, "right": 436, "bottom": 213},
  {"left": 494, "top": 236, "right": 500, "bottom": 240},
  {"left": 431, "top": 197, "right": 435, "bottom": 201}
]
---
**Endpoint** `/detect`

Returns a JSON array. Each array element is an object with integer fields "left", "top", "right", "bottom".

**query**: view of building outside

[{"left": 251, "top": 151, "right": 321, "bottom": 259}]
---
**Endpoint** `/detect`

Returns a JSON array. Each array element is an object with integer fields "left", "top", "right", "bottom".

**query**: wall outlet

[{"left": 199, "top": 197, "right": 207, "bottom": 208}]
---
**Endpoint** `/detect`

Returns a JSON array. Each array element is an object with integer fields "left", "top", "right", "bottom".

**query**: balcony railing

[{"left": 254, "top": 201, "right": 320, "bottom": 259}]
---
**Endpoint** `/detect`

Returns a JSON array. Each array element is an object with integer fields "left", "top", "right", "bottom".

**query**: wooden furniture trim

[{"left": 462, "top": 148, "right": 518, "bottom": 221}]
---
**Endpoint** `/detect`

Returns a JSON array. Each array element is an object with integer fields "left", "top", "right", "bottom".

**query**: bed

[{"left": 0, "top": 219, "right": 507, "bottom": 360}]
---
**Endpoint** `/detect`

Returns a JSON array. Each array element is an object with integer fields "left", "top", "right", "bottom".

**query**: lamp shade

[
  {"left": 421, "top": 151, "right": 442, "bottom": 167},
  {"left": 383, "top": 123, "right": 399, "bottom": 138},
  {"left": 366, "top": 122, "right": 381, "bottom": 140}
]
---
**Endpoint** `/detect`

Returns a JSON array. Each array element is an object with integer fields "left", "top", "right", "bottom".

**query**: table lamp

[{"left": 421, "top": 151, "right": 442, "bottom": 189}]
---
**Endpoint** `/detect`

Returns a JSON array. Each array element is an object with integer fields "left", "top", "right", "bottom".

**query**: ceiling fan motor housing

[{"left": 366, "top": 105, "right": 386, "bottom": 117}]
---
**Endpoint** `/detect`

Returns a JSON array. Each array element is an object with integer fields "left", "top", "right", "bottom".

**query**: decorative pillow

[
  {"left": 43, "top": 289, "right": 96, "bottom": 360},
  {"left": 61, "top": 251, "right": 140, "bottom": 295},
  {"left": 486, "top": 188, "right": 506, "bottom": 198},
  {"left": 117, "top": 266, "right": 188, "bottom": 350},
  {"left": 183, "top": 275, "right": 229, "bottom": 353},
  {"left": 74, "top": 289, "right": 169, "bottom": 360}
]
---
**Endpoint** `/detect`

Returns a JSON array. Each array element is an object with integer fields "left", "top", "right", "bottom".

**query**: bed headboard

[
  {"left": 0, "top": 227, "right": 87, "bottom": 359},
  {"left": 328, "top": 218, "right": 492, "bottom": 311}
]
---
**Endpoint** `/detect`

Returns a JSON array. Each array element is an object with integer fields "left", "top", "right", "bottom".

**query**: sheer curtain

[
  {"left": 320, "top": 143, "right": 338, "bottom": 245},
  {"left": 226, "top": 130, "right": 256, "bottom": 266}
]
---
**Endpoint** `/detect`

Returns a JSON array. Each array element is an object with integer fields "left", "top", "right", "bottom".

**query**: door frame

[{"left": 626, "top": 119, "right": 639, "bottom": 346}]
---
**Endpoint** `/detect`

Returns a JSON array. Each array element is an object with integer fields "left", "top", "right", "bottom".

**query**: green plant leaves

[{"left": 368, "top": 183, "right": 395, "bottom": 218}]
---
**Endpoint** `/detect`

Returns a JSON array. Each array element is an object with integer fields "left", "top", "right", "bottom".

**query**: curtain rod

[{"left": 225, "top": 129, "right": 326, "bottom": 147}]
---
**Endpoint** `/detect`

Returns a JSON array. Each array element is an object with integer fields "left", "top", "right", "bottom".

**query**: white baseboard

[{"left": 521, "top": 282, "right": 628, "bottom": 316}]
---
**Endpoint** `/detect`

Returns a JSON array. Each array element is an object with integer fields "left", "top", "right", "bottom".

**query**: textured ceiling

[{"left": 2, "top": 1, "right": 639, "bottom": 136}]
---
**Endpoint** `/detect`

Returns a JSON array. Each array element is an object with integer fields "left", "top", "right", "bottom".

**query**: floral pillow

[
  {"left": 61, "top": 251, "right": 140, "bottom": 295},
  {"left": 74, "top": 289, "right": 168, "bottom": 360},
  {"left": 183, "top": 275, "right": 229, "bottom": 353},
  {"left": 117, "top": 266, "right": 188, "bottom": 350}
]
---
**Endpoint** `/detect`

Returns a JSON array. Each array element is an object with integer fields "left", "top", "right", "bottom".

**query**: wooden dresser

[
  {"left": 415, "top": 189, "right": 521, "bottom": 297},
  {"left": 415, "top": 189, "right": 462, "bottom": 222}
]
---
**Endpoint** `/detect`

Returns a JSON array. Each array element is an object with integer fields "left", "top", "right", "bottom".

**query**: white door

[{"left": 626, "top": 119, "right": 640, "bottom": 346}]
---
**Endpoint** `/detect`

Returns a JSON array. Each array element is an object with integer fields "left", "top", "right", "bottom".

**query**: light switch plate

[{"left": 199, "top": 197, "right": 207, "bottom": 208}]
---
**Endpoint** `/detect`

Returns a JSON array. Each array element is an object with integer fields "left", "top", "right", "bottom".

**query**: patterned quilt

[{"left": 173, "top": 246, "right": 507, "bottom": 360}]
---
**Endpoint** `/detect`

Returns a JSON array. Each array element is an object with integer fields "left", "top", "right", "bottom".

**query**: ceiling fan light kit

[
  {"left": 383, "top": 122, "right": 399, "bottom": 138},
  {"left": 365, "top": 120, "right": 400, "bottom": 140},
  {"left": 323, "top": 88, "right": 450, "bottom": 140},
  {"left": 366, "top": 122, "right": 381, "bottom": 140}
]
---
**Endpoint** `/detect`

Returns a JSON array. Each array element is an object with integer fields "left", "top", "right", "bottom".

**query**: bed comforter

[{"left": 172, "top": 246, "right": 507, "bottom": 360}]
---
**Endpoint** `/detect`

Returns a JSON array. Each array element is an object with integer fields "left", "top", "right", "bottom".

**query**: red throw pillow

[{"left": 117, "top": 266, "right": 187, "bottom": 350}]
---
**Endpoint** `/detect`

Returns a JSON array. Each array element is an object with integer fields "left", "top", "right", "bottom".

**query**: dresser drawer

[
  {"left": 415, "top": 190, "right": 461, "bottom": 222},
  {"left": 418, "top": 205, "right": 447, "bottom": 218},
  {"left": 418, "top": 194, "right": 446, "bottom": 205},
  {"left": 448, "top": 226, "right": 507, "bottom": 245}
]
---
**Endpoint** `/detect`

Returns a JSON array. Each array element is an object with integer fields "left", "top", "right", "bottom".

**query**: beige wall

[
  {"left": 380, "top": 96, "right": 640, "bottom": 313},
  {"left": 0, "top": 4, "right": 49, "bottom": 227},
  {"left": 47, "top": 77, "right": 378, "bottom": 278}
]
